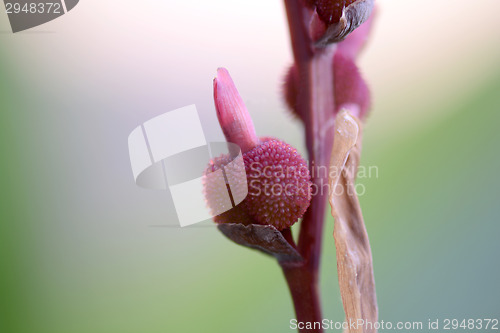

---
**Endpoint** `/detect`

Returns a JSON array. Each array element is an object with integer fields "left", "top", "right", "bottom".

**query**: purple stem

[{"left": 282, "top": 1, "right": 337, "bottom": 332}]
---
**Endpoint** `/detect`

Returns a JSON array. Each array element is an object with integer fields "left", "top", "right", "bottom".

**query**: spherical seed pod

[{"left": 242, "top": 138, "right": 312, "bottom": 230}]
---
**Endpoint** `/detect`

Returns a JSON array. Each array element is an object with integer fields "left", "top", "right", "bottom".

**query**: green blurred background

[{"left": 1, "top": 0, "right": 499, "bottom": 332}]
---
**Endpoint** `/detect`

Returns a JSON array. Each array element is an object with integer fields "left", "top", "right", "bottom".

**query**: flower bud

[
  {"left": 243, "top": 138, "right": 312, "bottom": 230},
  {"left": 205, "top": 138, "right": 312, "bottom": 231},
  {"left": 209, "top": 69, "right": 312, "bottom": 230}
]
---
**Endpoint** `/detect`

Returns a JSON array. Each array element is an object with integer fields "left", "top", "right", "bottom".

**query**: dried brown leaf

[
  {"left": 316, "top": 0, "right": 374, "bottom": 47},
  {"left": 329, "top": 111, "right": 378, "bottom": 333},
  {"left": 218, "top": 223, "right": 303, "bottom": 264}
]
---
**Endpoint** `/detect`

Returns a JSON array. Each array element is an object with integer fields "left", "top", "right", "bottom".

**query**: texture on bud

[
  {"left": 204, "top": 138, "right": 312, "bottom": 231},
  {"left": 243, "top": 138, "right": 312, "bottom": 231},
  {"left": 203, "top": 155, "right": 253, "bottom": 225}
]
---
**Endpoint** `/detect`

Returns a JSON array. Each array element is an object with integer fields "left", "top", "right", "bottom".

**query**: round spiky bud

[{"left": 243, "top": 138, "right": 312, "bottom": 230}]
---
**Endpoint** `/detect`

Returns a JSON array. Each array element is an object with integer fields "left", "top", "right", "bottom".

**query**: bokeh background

[{"left": 1, "top": 0, "right": 499, "bottom": 332}]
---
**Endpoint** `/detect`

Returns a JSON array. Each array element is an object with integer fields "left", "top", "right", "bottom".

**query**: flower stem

[
  {"left": 282, "top": 263, "right": 323, "bottom": 331},
  {"left": 282, "top": 1, "right": 338, "bottom": 331}
]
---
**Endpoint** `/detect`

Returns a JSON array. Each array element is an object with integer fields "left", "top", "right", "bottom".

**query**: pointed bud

[{"left": 213, "top": 68, "right": 259, "bottom": 153}]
